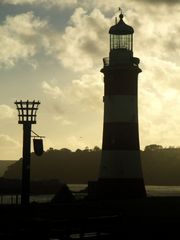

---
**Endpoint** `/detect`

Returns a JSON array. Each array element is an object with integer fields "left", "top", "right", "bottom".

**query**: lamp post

[{"left": 15, "top": 100, "right": 40, "bottom": 205}]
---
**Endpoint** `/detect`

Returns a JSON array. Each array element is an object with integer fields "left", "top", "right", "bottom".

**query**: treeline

[
  {"left": 4, "top": 145, "right": 180, "bottom": 185},
  {"left": 142, "top": 144, "right": 180, "bottom": 185},
  {"left": 3, "top": 146, "right": 101, "bottom": 184}
]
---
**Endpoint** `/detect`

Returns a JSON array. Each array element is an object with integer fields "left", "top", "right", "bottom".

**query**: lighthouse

[{"left": 98, "top": 11, "right": 146, "bottom": 199}]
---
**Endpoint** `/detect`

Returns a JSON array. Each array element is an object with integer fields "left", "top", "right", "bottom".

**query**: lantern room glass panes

[{"left": 110, "top": 34, "right": 133, "bottom": 51}]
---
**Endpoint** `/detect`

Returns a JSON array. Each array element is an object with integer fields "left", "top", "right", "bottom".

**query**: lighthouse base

[{"left": 88, "top": 179, "right": 146, "bottom": 200}]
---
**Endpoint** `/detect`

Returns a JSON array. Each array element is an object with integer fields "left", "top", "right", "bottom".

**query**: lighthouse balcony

[
  {"left": 103, "top": 57, "right": 110, "bottom": 66},
  {"left": 102, "top": 56, "right": 140, "bottom": 69}
]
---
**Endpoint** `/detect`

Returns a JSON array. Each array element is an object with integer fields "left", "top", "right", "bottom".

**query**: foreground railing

[
  {"left": 0, "top": 195, "right": 20, "bottom": 205},
  {"left": 0, "top": 192, "right": 87, "bottom": 204}
]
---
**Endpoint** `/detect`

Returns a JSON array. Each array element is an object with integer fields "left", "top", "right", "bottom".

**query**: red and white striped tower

[{"left": 98, "top": 12, "right": 146, "bottom": 198}]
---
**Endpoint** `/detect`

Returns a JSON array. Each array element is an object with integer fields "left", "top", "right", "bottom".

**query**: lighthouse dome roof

[{"left": 109, "top": 13, "right": 134, "bottom": 35}]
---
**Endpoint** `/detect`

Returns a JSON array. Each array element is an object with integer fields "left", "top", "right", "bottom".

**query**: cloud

[
  {"left": 2, "top": 0, "right": 77, "bottom": 8},
  {"left": 42, "top": 72, "right": 103, "bottom": 112},
  {"left": 78, "top": 0, "right": 180, "bottom": 13},
  {"left": 42, "top": 3, "right": 180, "bottom": 73},
  {"left": 6, "top": 0, "right": 177, "bottom": 12},
  {"left": 53, "top": 115, "right": 74, "bottom": 126},
  {"left": 0, "top": 105, "right": 15, "bottom": 119},
  {"left": 41, "top": 81, "right": 70, "bottom": 124},
  {"left": 3, "top": 1, "right": 180, "bottom": 72},
  {"left": 0, "top": 134, "right": 20, "bottom": 149},
  {"left": 139, "top": 56, "right": 180, "bottom": 148},
  {"left": 41, "top": 72, "right": 103, "bottom": 142},
  {"left": 135, "top": 0, "right": 180, "bottom": 3},
  {"left": 0, "top": 12, "right": 47, "bottom": 68},
  {"left": 44, "top": 7, "right": 110, "bottom": 72},
  {"left": 41, "top": 75, "right": 103, "bottom": 150},
  {"left": 2, "top": 0, "right": 180, "bottom": 153},
  {"left": 71, "top": 73, "right": 103, "bottom": 110},
  {"left": 78, "top": 0, "right": 122, "bottom": 12},
  {"left": 0, "top": 134, "right": 21, "bottom": 159},
  {"left": 127, "top": 5, "right": 180, "bottom": 59},
  {"left": 42, "top": 81, "right": 63, "bottom": 99}
]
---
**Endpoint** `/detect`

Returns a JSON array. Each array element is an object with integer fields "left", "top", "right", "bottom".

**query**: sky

[{"left": 1, "top": 0, "right": 180, "bottom": 160}]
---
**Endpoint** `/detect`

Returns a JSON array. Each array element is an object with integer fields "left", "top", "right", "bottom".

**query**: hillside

[
  {"left": 3, "top": 147, "right": 101, "bottom": 184},
  {"left": 4, "top": 145, "right": 180, "bottom": 185},
  {"left": 0, "top": 161, "right": 16, "bottom": 177}
]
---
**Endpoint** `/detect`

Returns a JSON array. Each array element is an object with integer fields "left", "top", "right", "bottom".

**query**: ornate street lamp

[{"left": 15, "top": 100, "right": 40, "bottom": 205}]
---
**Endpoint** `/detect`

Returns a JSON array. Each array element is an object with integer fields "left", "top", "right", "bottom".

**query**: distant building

[{"left": 98, "top": 11, "right": 146, "bottom": 198}]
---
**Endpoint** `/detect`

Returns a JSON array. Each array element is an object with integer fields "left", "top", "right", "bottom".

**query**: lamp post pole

[
  {"left": 22, "top": 122, "right": 31, "bottom": 205},
  {"left": 15, "top": 100, "right": 40, "bottom": 205}
]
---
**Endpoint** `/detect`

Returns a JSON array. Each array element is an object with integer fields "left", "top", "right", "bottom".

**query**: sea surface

[
  {"left": 70, "top": 184, "right": 180, "bottom": 197},
  {"left": 146, "top": 185, "right": 180, "bottom": 197},
  {"left": 2, "top": 185, "right": 180, "bottom": 204}
]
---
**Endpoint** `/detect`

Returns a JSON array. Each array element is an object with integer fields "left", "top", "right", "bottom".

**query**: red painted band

[
  {"left": 103, "top": 69, "right": 139, "bottom": 95},
  {"left": 102, "top": 122, "right": 140, "bottom": 150}
]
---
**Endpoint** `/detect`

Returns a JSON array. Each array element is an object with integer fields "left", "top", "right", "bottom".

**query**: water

[
  {"left": 145, "top": 185, "right": 180, "bottom": 197},
  {"left": 2, "top": 185, "right": 180, "bottom": 204},
  {"left": 68, "top": 184, "right": 87, "bottom": 192},
  {"left": 34, "top": 185, "right": 180, "bottom": 201}
]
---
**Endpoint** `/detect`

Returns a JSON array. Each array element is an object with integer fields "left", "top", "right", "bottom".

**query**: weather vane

[
  {"left": 115, "top": 7, "right": 123, "bottom": 24},
  {"left": 119, "top": 7, "right": 124, "bottom": 18},
  {"left": 119, "top": 7, "right": 123, "bottom": 14}
]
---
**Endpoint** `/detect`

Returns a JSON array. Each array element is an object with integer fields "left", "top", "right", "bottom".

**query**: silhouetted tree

[
  {"left": 60, "top": 148, "right": 72, "bottom": 153},
  {"left": 93, "top": 146, "right": 101, "bottom": 152},
  {"left": 144, "top": 144, "right": 163, "bottom": 151}
]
